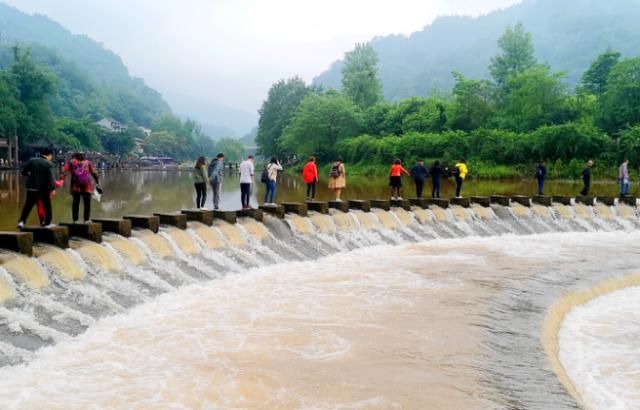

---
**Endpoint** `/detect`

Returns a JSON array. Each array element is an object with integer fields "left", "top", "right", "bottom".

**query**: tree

[
  {"left": 256, "top": 77, "right": 311, "bottom": 157},
  {"left": 489, "top": 23, "right": 537, "bottom": 87},
  {"left": 599, "top": 57, "right": 640, "bottom": 133},
  {"left": 581, "top": 49, "right": 621, "bottom": 96},
  {"left": 213, "top": 138, "right": 244, "bottom": 162},
  {"left": 100, "top": 128, "right": 136, "bottom": 156},
  {"left": 341, "top": 43, "right": 383, "bottom": 109},
  {"left": 54, "top": 117, "right": 102, "bottom": 150},
  {"left": 280, "top": 91, "right": 363, "bottom": 162},
  {"left": 450, "top": 72, "right": 496, "bottom": 131}
]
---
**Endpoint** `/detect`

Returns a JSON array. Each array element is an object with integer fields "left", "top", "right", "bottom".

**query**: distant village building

[
  {"left": 138, "top": 126, "right": 152, "bottom": 137},
  {"left": 133, "top": 138, "right": 146, "bottom": 154},
  {"left": 96, "top": 118, "right": 128, "bottom": 133}
]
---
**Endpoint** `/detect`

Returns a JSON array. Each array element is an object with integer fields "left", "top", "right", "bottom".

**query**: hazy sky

[{"left": 5, "top": 0, "right": 521, "bottom": 126}]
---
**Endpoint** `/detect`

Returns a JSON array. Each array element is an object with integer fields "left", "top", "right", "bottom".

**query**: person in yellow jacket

[{"left": 453, "top": 159, "right": 468, "bottom": 198}]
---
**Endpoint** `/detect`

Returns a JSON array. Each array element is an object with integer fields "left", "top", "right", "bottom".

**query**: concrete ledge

[
  {"left": 93, "top": 218, "right": 131, "bottom": 237},
  {"left": 124, "top": 215, "right": 160, "bottom": 233},
  {"left": 213, "top": 210, "right": 237, "bottom": 224},
  {"left": 236, "top": 208, "right": 264, "bottom": 222},
  {"left": 532, "top": 196, "right": 552, "bottom": 206},
  {"left": 428, "top": 198, "right": 450, "bottom": 209},
  {"left": 370, "top": 199, "right": 391, "bottom": 211},
  {"left": 490, "top": 195, "right": 511, "bottom": 206},
  {"left": 450, "top": 197, "right": 471, "bottom": 208},
  {"left": 575, "top": 196, "right": 595, "bottom": 206},
  {"left": 328, "top": 200, "right": 349, "bottom": 213},
  {"left": 154, "top": 213, "right": 188, "bottom": 230},
  {"left": 471, "top": 196, "right": 491, "bottom": 207},
  {"left": 60, "top": 222, "right": 103, "bottom": 243},
  {"left": 306, "top": 201, "right": 329, "bottom": 214},
  {"left": 20, "top": 226, "right": 69, "bottom": 249},
  {"left": 511, "top": 195, "right": 531, "bottom": 207},
  {"left": 409, "top": 198, "right": 429, "bottom": 208},
  {"left": 0, "top": 231, "right": 33, "bottom": 256},
  {"left": 391, "top": 199, "right": 411, "bottom": 210},
  {"left": 620, "top": 195, "right": 637, "bottom": 207},
  {"left": 283, "top": 202, "right": 308, "bottom": 217},
  {"left": 596, "top": 196, "right": 616, "bottom": 206},
  {"left": 552, "top": 195, "right": 572, "bottom": 206},
  {"left": 259, "top": 204, "right": 285, "bottom": 219},
  {"left": 348, "top": 200, "right": 371, "bottom": 212},
  {"left": 181, "top": 209, "right": 214, "bottom": 226}
]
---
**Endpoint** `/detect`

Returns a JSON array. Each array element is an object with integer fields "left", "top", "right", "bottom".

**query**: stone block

[
  {"left": 236, "top": 208, "right": 264, "bottom": 222},
  {"left": 212, "top": 210, "right": 237, "bottom": 224},
  {"left": 283, "top": 202, "right": 308, "bottom": 217},
  {"left": 370, "top": 199, "right": 391, "bottom": 211},
  {"left": 511, "top": 195, "right": 531, "bottom": 207},
  {"left": 154, "top": 212, "right": 188, "bottom": 230},
  {"left": 490, "top": 195, "right": 511, "bottom": 206},
  {"left": 348, "top": 200, "right": 371, "bottom": 212},
  {"left": 596, "top": 196, "right": 616, "bottom": 206},
  {"left": 619, "top": 195, "right": 637, "bottom": 207},
  {"left": 0, "top": 231, "right": 33, "bottom": 256},
  {"left": 390, "top": 199, "right": 411, "bottom": 210},
  {"left": 428, "top": 198, "right": 450, "bottom": 209},
  {"left": 575, "top": 196, "right": 595, "bottom": 206},
  {"left": 124, "top": 215, "right": 160, "bottom": 233},
  {"left": 181, "top": 209, "right": 214, "bottom": 226},
  {"left": 450, "top": 197, "right": 471, "bottom": 208},
  {"left": 259, "top": 204, "right": 285, "bottom": 219},
  {"left": 328, "top": 200, "right": 349, "bottom": 213},
  {"left": 552, "top": 195, "right": 572, "bottom": 206},
  {"left": 92, "top": 218, "right": 132, "bottom": 237},
  {"left": 532, "top": 196, "right": 552, "bottom": 206},
  {"left": 409, "top": 198, "right": 429, "bottom": 208},
  {"left": 471, "top": 196, "right": 491, "bottom": 207},
  {"left": 306, "top": 201, "right": 329, "bottom": 214},
  {"left": 20, "top": 225, "right": 69, "bottom": 249},
  {"left": 60, "top": 222, "right": 103, "bottom": 243}
]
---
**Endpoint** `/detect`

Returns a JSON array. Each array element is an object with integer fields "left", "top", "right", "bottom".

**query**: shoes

[
  {"left": 336, "top": 198, "right": 343, "bottom": 202},
  {"left": 397, "top": 196, "right": 403, "bottom": 200},
  {"left": 17, "top": 221, "right": 24, "bottom": 229},
  {"left": 72, "top": 220, "right": 78, "bottom": 224},
  {"left": 200, "top": 207, "right": 208, "bottom": 211},
  {"left": 43, "top": 224, "right": 56, "bottom": 228},
  {"left": 84, "top": 220, "right": 91, "bottom": 224},
  {"left": 214, "top": 206, "right": 219, "bottom": 210}
]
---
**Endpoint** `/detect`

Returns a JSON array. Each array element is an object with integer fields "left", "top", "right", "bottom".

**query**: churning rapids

[{"left": 0, "top": 202, "right": 639, "bottom": 409}]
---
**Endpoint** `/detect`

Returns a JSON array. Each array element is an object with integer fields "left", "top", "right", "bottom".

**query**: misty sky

[{"left": 5, "top": 0, "right": 521, "bottom": 130}]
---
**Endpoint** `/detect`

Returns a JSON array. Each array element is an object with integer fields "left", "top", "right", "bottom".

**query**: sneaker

[
  {"left": 200, "top": 207, "right": 208, "bottom": 211},
  {"left": 214, "top": 206, "right": 219, "bottom": 210},
  {"left": 336, "top": 198, "right": 343, "bottom": 202},
  {"left": 84, "top": 220, "right": 91, "bottom": 224},
  {"left": 43, "top": 224, "right": 56, "bottom": 228},
  {"left": 17, "top": 221, "right": 24, "bottom": 229}
]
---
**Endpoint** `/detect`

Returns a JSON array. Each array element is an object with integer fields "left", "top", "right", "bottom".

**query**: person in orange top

[
  {"left": 302, "top": 156, "right": 319, "bottom": 200},
  {"left": 389, "top": 158, "right": 410, "bottom": 200}
]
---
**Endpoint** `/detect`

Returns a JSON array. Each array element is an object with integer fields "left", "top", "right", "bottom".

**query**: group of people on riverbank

[{"left": 534, "top": 159, "right": 631, "bottom": 197}]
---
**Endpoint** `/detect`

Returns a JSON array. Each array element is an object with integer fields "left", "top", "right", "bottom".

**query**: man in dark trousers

[
  {"left": 535, "top": 161, "right": 547, "bottom": 195},
  {"left": 410, "top": 159, "right": 429, "bottom": 199},
  {"left": 580, "top": 160, "right": 593, "bottom": 196},
  {"left": 17, "top": 148, "right": 57, "bottom": 228}
]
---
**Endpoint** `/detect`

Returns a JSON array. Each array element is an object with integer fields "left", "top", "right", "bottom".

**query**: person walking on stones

[
  {"left": 208, "top": 153, "right": 224, "bottom": 210},
  {"left": 410, "top": 159, "right": 428, "bottom": 199},
  {"left": 17, "top": 148, "right": 57, "bottom": 228},
  {"left": 239, "top": 155, "right": 255, "bottom": 209},
  {"left": 58, "top": 153, "right": 101, "bottom": 224},
  {"left": 535, "top": 161, "right": 547, "bottom": 196},
  {"left": 580, "top": 160, "right": 593, "bottom": 196},
  {"left": 328, "top": 157, "right": 346, "bottom": 201},
  {"left": 619, "top": 159, "right": 630, "bottom": 196},
  {"left": 389, "top": 158, "right": 410, "bottom": 200},
  {"left": 453, "top": 159, "right": 468, "bottom": 198},
  {"left": 264, "top": 156, "right": 283, "bottom": 205},
  {"left": 302, "top": 156, "right": 319, "bottom": 201},
  {"left": 193, "top": 156, "right": 208, "bottom": 210},
  {"left": 430, "top": 160, "right": 442, "bottom": 199}
]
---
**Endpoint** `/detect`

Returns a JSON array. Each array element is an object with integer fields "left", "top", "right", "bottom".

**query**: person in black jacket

[
  {"left": 430, "top": 161, "right": 442, "bottom": 198},
  {"left": 410, "top": 160, "right": 429, "bottom": 198},
  {"left": 17, "top": 148, "right": 57, "bottom": 228},
  {"left": 535, "top": 161, "right": 547, "bottom": 195},
  {"left": 580, "top": 160, "right": 593, "bottom": 196}
]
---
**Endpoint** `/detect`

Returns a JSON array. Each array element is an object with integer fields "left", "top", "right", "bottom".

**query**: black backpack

[
  {"left": 260, "top": 165, "right": 269, "bottom": 183},
  {"left": 330, "top": 164, "right": 341, "bottom": 178}
]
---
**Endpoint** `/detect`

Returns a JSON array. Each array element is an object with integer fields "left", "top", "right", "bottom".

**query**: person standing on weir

[
  {"left": 453, "top": 159, "right": 468, "bottom": 198},
  {"left": 302, "top": 156, "right": 319, "bottom": 201},
  {"left": 619, "top": 159, "right": 630, "bottom": 196},
  {"left": 535, "top": 161, "right": 547, "bottom": 195},
  {"left": 193, "top": 156, "right": 208, "bottom": 210},
  {"left": 239, "top": 155, "right": 255, "bottom": 209},
  {"left": 389, "top": 158, "right": 410, "bottom": 200},
  {"left": 264, "top": 156, "right": 283, "bottom": 205},
  {"left": 58, "top": 153, "right": 101, "bottom": 223},
  {"left": 410, "top": 159, "right": 428, "bottom": 199},
  {"left": 328, "top": 157, "right": 346, "bottom": 201},
  {"left": 17, "top": 148, "right": 57, "bottom": 228},
  {"left": 430, "top": 161, "right": 442, "bottom": 198},
  {"left": 208, "top": 153, "right": 224, "bottom": 210},
  {"left": 580, "top": 160, "right": 593, "bottom": 196}
]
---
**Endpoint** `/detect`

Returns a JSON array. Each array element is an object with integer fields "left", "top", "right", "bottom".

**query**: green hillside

[{"left": 314, "top": 0, "right": 640, "bottom": 100}]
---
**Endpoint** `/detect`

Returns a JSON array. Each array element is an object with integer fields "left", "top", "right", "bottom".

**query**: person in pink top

[
  {"left": 302, "top": 156, "right": 319, "bottom": 200},
  {"left": 389, "top": 158, "right": 410, "bottom": 200}
]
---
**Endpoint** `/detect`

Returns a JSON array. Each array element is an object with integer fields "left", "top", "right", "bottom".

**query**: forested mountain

[
  {"left": 314, "top": 0, "right": 640, "bottom": 100},
  {"left": 0, "top": 2, "right": 170, "bottom": 126}
]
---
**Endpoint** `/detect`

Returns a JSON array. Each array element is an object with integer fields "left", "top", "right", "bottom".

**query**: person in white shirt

[
  {"left": 239, "top": 155, "right": 255, "bottom": 209},
  {"left": 264, "top": 156, "right": 283, "bottom": 205}
]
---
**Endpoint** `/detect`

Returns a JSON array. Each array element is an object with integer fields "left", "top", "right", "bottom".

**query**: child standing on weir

[{"left": 389, "top": 159, "right": 410, "bottom": 200}]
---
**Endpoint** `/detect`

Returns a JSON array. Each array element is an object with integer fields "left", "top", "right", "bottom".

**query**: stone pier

[
  {"left": 409, "top": 198, "right": 429, "bottom": 208},
  {"left": 532, "top": 196, "right": 552, "bottom": 206},
  {"left": 596, "top": 196, "right": 616, "bottom": 206},
  {"left": 575, "top": 196, "right": 595, "bottom": 206},
  {"left": 306, "top": 201, "right": 329, "bottom": 214},
  {"left": 124, "top": 215, "right": 160, "bottom": 233},
  {"left": 450, "top": 197, "right": 471, "bottom": 208},
  {"left": 429, "top": 198, "right": 450, "bottom": 209},
  {"left": 511, "top": 195, "right": 531, "bottom": 207},
  {"left": 471, "top": 196, "right": 491, "bottom": 207},
  {"left": 620, "top": 196, "right": 637, "bottom": 207},
  {"left": 490, "top": 195, "right": 510, "bottom": 206},
  {"left": 390, "top": 199, "right": 411, "bottom": 210},
  {"left": 60, "top": 222, "right": 103, "bottom": 243},
  {"left": 283, "top": 202, "right": 308, "bottom": 217},
  {"left": 552, "top": 195, "right": 572, "bottom": 206},
  {"left": 213, "top": 210, "right": 237, "bottom": 224},
  {"left": 348, "top": 200, "right": 371, "bottom": 212},
  {"left": 154, "top": 212, "right": 188, "bottom": 230},
  {"left": 236, "top": 208, "right": 264, "bottom": 222},
  {"left": 370, "top": 199, "right": 391, "bottom": 211},
  {"left": 20, "top": 226, "right": 69, "bottom": 249},
  {"left": 93, "top": 218, "right": 132, "bottom": 237},
  {"left": 0, "top": 231, "right": 33, "bottom": 256},
  {"left": 328, "top": 200, "right": 349, "bottom": 212},
  {"left": 181, "top": 209, "right": 214, "bottom": 226},
  {"left": 259, "top": 204, "right": 285, "bottom": 219}
]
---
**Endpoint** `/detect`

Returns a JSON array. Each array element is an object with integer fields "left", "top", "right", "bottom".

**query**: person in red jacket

[
  {"left": 389, "top": 158, "right": 410, "bottom": 200},
  {"left": 58, "top": 153, "right": 100, "bottom": 223},
  {"left": 302, "top": 156, "right": 319, "bottom": 200}
]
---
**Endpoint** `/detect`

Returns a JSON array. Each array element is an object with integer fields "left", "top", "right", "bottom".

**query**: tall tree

[
  {"left": 581, "top": 49, "right": 621, "bottom": 96},
  {"left": 489, "top": 23, "right": 537, "bottom": 87},
  {"left": 599, "top": 57, "right": 640, "bottom": 133},
  {"left": 256, "top": 77, "right": 311, "bottom": 157},
  {"left": 450, "top": 72, "right": 496, "bottom": 131},
  {"left": 341, "top": 43, "right": 383, "bottom": 109}
]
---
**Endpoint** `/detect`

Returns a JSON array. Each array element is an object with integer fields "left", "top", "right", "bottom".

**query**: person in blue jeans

[
  {"left": 535, "top": 161, "right": 546, "bottom": 195},
  {"left": 264, "top": 156, "right": 283, "bottom": 205}
]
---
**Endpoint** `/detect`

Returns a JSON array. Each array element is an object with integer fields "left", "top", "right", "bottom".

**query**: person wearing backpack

[
  {"left": 208, "top": 153, "right": 225, "bottom": 210},
  {"left": 453, "top": 159, "right": 468, "bottom": 198},
  {"left": 193, "top": 156, "right": 208, "bottom": 210},
  {"left": 328, "top": 157, "right": 346, "bottom": 201},
  {"left": 17, "top": 148, "right": 57, "bottom": 228},
  {"left": 535, "top": 161, "right": 547, "bottom": 195},
  {"left": 430, "top": 160, "right": 442, "bottom": 198},
  {"left": 302, "top": 156, "right": 319, "bottom": 200},
  {"left": 263, "top": 156, "right": 283, "bottom": 205},
  {"left": 410, "top": 159, "right": 428, "bottom": 199},
  {"left": 58, "top": 152, "right": 100, "bottom": 224}
]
